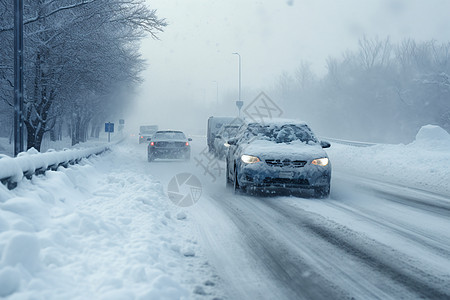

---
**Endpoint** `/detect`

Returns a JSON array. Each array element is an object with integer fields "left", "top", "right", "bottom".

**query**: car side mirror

[
  {"left": 227, "top": 139, "right": 237, "bottom": 145},
  {"left": 188, "top": 138, "right": 192, "bottom": 141},
  {"left": 320, "top": 141, "right": 331, "bottom": 148}
]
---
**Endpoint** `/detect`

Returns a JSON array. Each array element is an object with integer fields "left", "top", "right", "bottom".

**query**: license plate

[{"left": 279, "top": 171, "right": 294, "bottom": 179}]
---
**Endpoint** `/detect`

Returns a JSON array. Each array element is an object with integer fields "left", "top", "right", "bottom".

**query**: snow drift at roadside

[
  {"left": 0, "top": 148, "right": 219, "bottom": 299},
  {"left": 327, "top": 125, "right": 450, "bottom": 195}
]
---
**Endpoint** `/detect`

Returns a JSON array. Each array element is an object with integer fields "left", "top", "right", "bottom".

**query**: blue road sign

[{"left": 105, "top": 123, "right": 114, "bottom": 133}]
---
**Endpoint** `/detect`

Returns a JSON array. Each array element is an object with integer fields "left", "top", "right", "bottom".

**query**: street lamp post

[{"left": 232, "top": 52, "right": 243, "bottom": 116}]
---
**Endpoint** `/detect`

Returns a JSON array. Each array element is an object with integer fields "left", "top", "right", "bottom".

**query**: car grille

[
  {"left": 265, "top": 159, "right": 307, "bottom": 168},
  {"left": 262, "top": 178, "right": 309, "bottom": 185},
  {"left": 155, "top": 142, "right": 186, "bottom": 148}
]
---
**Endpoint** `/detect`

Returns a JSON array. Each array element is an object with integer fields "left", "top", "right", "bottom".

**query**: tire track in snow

[
  {"left": 371, "top": 189, "right": 450, "bottom": 218},
  {"left": 208, "top": 192, "right": 349, "bottom": 300},
  {"left": 321, "top": 198, "right": 450, "bottom": 261},
  {"left": 333, "top": 173, "right": 450, "bottom": 218},
  {"left": 265, "top": 200, "right": 450, "bottom": 299}
]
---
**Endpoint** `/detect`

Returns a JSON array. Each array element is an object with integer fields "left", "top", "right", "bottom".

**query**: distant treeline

[{"left": 273, "top": 36, "right": 450, "bottom": 143}]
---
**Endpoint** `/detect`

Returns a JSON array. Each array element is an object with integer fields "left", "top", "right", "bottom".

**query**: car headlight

[
  {"left": 241, "top": 154, "right": 260, "bottom": 164},
  {"left": 311, "top": 157, "right": 329, "bottom": 166}
]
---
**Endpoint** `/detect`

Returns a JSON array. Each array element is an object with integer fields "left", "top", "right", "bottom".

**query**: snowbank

[
  {"left": 0, "top": 146, "right": 109, "bottom": 187},
  {"left": 0, "top": 146, "right": 219, "bottom": 299},
  {"left": 327, "top": 125, "right": 450, "bottom": 195},
  {"left": 410, "top": 124, "right": 450, "bottom": 150},
  {"left": 0, "top": 134, "right": 119, "bottom": 157}
]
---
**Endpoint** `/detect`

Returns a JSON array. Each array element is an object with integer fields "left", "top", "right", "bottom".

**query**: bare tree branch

[{"left": 0, "top": 0, "right": 96, "bottom": 32}]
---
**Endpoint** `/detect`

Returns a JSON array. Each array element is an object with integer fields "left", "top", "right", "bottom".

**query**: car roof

[
  {"left": 246, "top": 118, "right": 308, "bottom": 127},
  {"left": 155, "top": 130, "right": 184, "bottom": 133}
]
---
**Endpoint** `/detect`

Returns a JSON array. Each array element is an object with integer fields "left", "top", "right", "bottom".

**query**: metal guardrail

[
  {"left": 0, "top": 146, "right": 110, "bottom": 190},
  {"left": 320, "top": 137, "right": 377, "bottom": 147}
]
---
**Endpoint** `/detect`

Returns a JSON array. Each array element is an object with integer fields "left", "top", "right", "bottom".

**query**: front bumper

[
  {"left": 149, "top": 147, "right": 190, "bottom": 159},
  {"left": 238, "top": 163, "right": 331, "bottom": 191}
]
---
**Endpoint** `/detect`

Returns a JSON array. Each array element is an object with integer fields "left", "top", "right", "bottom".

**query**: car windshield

[
  {"left": 153, "top": 131, "right": 186, "bottom": 140},
  {"left": 245, "top": 124, "right": 318, "bottom": 144}
]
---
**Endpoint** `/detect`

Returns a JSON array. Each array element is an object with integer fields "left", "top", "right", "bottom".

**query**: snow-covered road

[
  {"left": 136, "top": 135, "right": 450, "bottom": 299},
  {"left": 1, "top": 129, "right": 450, "bottom": 299}
]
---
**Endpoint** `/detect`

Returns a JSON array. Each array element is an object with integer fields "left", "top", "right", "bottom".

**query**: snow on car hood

[{"left": 242, "top": 139, "right": 328, "bottom": 161}]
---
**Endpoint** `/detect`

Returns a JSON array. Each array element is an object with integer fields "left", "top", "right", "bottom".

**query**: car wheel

[
  {"left": 234, "top": 166, "right": 245, "bottom": 194},
  {"left": 314, "top": 185, "right": 330, "bottom": 198},
  {"left": 226, "top": 160, "right": 232, "bottom": 188},
  {"left": 147, "top": 153, "right": 154, "bottom": 162}
]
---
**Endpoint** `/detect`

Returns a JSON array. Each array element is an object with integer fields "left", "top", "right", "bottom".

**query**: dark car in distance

[{"left": 147, "top": 130, "right": 191, "bottom": 161}]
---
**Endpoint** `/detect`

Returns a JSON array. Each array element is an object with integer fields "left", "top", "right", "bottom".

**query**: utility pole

[{"left": 14, "top": 0, "right": 24, "bottom": 156}]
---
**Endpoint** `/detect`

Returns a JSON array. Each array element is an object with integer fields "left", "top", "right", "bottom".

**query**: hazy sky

[{"left": 129, "top": 0, "right": 450, "bottom": 134}]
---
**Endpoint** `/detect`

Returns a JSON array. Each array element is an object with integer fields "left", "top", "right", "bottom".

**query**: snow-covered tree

[
  {"left": 273, "top": 37, "right": 450, "bottom": 142},
  {"left": 0, "top": 0, "right": 166, "bottom": 150}
]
